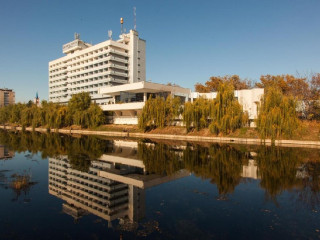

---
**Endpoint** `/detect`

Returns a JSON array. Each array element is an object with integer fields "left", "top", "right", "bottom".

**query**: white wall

[{"left": 114, "top": 117, "right": 139, "bottom": 125}]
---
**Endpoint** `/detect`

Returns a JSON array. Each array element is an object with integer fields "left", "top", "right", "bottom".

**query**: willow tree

[
  {"left": 183, "top": 143, "right": 247, "bottom": 195},
  {"left": 209, "top": 82, "right": 248, "bottom": 134},
  {"left": 137, "top": 142, "right": 183, "bottom": 175},
  {"left": 256, "top": 86, "right": 300, "bottom": 140},
  {"left": 183, "top": 97, "right": 211, "bottom": 131},
  {"left": 256, "top": 146, "right": 300, "bottom": 198},
  {"left": 0, "top": 106, "right": 9, "bottom": 124},
  {"left": 165, "top": 95, "right": 181, "bottom": 126},
  {"left": 138, "top": 95, "right": 181, "bottom": 131}
]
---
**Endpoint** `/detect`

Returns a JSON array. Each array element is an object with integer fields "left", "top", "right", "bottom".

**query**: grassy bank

[{"left": 91, "top": 120, "right": 320, "bottom": 141}]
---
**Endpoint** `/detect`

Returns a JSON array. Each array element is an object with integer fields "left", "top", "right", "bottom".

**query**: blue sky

[{"left": 0, "top": 0, "right": 319, "bottom": 102}]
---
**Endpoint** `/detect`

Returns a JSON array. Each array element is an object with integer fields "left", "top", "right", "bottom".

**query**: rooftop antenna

[
  {"left": 133, "top": 7, "right": 137, "bottom": 30},
  {"left": 108, "top": 30, "right": 113, "bottom": 40},
  {"left": 120, "top": 17, "right": 124, "bottom": 34},
  {"left": 74, "top": 32, "right": 80, "bottom": 40}
]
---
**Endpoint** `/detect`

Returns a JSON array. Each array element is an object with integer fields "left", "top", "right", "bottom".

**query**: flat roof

[{"left": 99, "top": 81, "right": 191, "bottom": 96}]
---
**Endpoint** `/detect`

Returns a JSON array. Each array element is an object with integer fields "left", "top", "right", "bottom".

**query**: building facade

[
  {"left": 190, "top": 88, "right": 264, "bottom": 120},
  {"left": 49, "top": 28, "right": 263, "bottom": 125},
  {"left": 0, "top": 88, "right": 15, "bottom": 108},
  {"left": 99, "top": 82, "right": 263, "bottom": 125},
  {"left": 49, "top": 30, "right": 146, "bottom": 104},
  {"left": 99, "top": 81, "right": 191, "bottom": 124}
]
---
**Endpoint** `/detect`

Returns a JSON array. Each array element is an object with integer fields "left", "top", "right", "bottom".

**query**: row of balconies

[
  {"left": 49, "top": 80, "right": 67, "bottom": 89},
  {"left": 49, "top": 51, "right": 128, "bottom": 81},
  {"left": 49, "top": 96, "right": 70, "bottom": 103},
  {"left": 67, "top": 169, "right": 110, "bottom": 184},
  {"left": 49, "top": 73, "right": 67, "bottom": 81},
  {"left": 69, "top": 65, "right": 128, "bottom": 80},
  {"left": 49, "top": 74, "right": 67, "bottom": 83},
  {"left": 68, "top": 181, "right": 110, "bottom": 197},
  {"left": 64, "top": 47, "right": 128, "bottom": 69},
  {"left": 68, "top": 191, "right": 110, "bottom": 211},
  {"left": 49, "top": 165, "right": 67, "bottom": 172},
  {"left": 50, "top": 43, "right": 129, "bottom": 71},
  {"left": 49, "top": 67, "right": 67, "bottom": 75},
  {"left": 50, "top": 84, "right": 68, "bottom": 92},
  {"left": 69, "top": 62, "right": 128, "bottom": 78},
  {"left": 50, "top": 48, "right": 109, "bottom": 70},
  {"left": 68, "top": 48, "right": 128, "bottom": 66},
  {"left": 68, "top": 70, "right": 128, "bottom": 84},
  {"left": 68, "top": 185, "right": 109, "bottom": 201},
  {"left": 49, "top": 180, "right": 67, "bottom": 189},
  {"left": 68, "top": 175, "right": 111, "bottom": 190},
  {"left": 49, "top": 90, "right": 68, "bottom": 97}
]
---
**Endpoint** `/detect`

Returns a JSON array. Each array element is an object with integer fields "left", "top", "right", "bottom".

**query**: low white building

[
  {"left": 99, "top": 81, "right": 191, "bottom": 124},
  {"left": 98, "top": 81, "right": 264, "bottom": 125},
  {"left": 190, "top": 88, "right": 264, "bottom": 120}
]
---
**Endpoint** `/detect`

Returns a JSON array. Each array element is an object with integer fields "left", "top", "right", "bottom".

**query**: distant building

[
  {"left": 49, "top": 29, "right": 146, "bottom": 104},
  {"left": 0, "top": 88, "right": 15, "bottom": 108}
]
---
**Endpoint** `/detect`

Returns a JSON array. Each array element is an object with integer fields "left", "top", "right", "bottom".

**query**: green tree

[
  {"left": 68, "top": 92, "right": 91, "bottom": 112},
  {"left": 183, "top": 82, "right": 247, "bottom": 134},
  {"left": 183, "top": 97, "right": 210, "bottom": 131},
  {"left": 139, "top": 95, "right": 181, "bottom": 131},
  {"left": 256, "top": 86, "right": 300, "bottom": 140},
  {"left": 209, "top": 82, "right": 248, "bottom": 134}
]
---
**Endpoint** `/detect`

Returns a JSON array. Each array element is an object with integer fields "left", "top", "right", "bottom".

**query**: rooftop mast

[
  {"left": 120, "top": 17, "right": 124, "bottom": 34},
  {"left": 133, "top": 7, "right": 136, "bottom": 31}
]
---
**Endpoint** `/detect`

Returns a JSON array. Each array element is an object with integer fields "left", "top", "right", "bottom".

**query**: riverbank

[{"left": 1, "top": 124, "right": 320, "bottom": 149}]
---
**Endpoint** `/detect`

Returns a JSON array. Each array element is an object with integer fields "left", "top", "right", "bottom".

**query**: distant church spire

[{"left": 34, "top": 91, "right": 40, "bottom": 106}]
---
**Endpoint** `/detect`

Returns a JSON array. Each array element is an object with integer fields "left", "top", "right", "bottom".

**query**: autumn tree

[
  {"left": 255, "top": 74, "right": 309, "bottom": 100},
  {"left": 195, "top": 75, "right": 251, "bottom": 93}
]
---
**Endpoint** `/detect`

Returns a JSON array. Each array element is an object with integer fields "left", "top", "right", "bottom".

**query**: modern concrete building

[
  {"left": 49, "top": 30, "right": 145, "bottom": 104},
  {"left": 99, "top": 81, "right": 191, "bottom": 124},
  {"left": 99, "top": 81, "right": 263, "bottom": 125},
  {"left": 190, "top": 88, "right": 264, "bottom": 120},
  {"left": 0, "top": 88, "right": 15, "bottom": 108},
  {"left": 48, "top": 26, "right": 263, "bottom": 125}
]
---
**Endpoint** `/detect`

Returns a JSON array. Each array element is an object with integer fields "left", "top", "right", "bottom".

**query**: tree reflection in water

[
  {"left": 1, "top": 130, "right": 320, "bottom": 207},
  {"left": 0, "top": 130, "right": 109, "bottom": 172},
  {"left": 138, "top": 140, "right": 320, "bottom": 205}
]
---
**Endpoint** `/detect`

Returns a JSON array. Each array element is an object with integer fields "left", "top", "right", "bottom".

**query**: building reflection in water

[
  {"left": 241, "top": 157, "right": 259, "bottom": 180},
  {"left": 0, "top": 145, "right": 15, "bottom": 160},
  {"left": 48, "top": 140, "right": 190, "bottom": 226}
]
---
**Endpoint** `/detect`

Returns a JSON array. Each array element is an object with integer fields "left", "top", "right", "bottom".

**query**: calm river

[{"left": 0, "top": 130, "right": 320, "bottom": 239}]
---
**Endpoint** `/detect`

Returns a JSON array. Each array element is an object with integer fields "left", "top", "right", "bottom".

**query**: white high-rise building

[{"left": 49, "top": 30, "right": 146, "bottom": 104}]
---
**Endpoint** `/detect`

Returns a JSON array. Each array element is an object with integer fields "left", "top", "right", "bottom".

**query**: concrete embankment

[{"left": 1, "top": 125, "right": 320, "bottom": 149}]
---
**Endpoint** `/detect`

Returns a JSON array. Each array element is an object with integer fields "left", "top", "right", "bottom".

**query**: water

[{"left": 0, "top": 130, "right": 320, "bottom": 239}]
